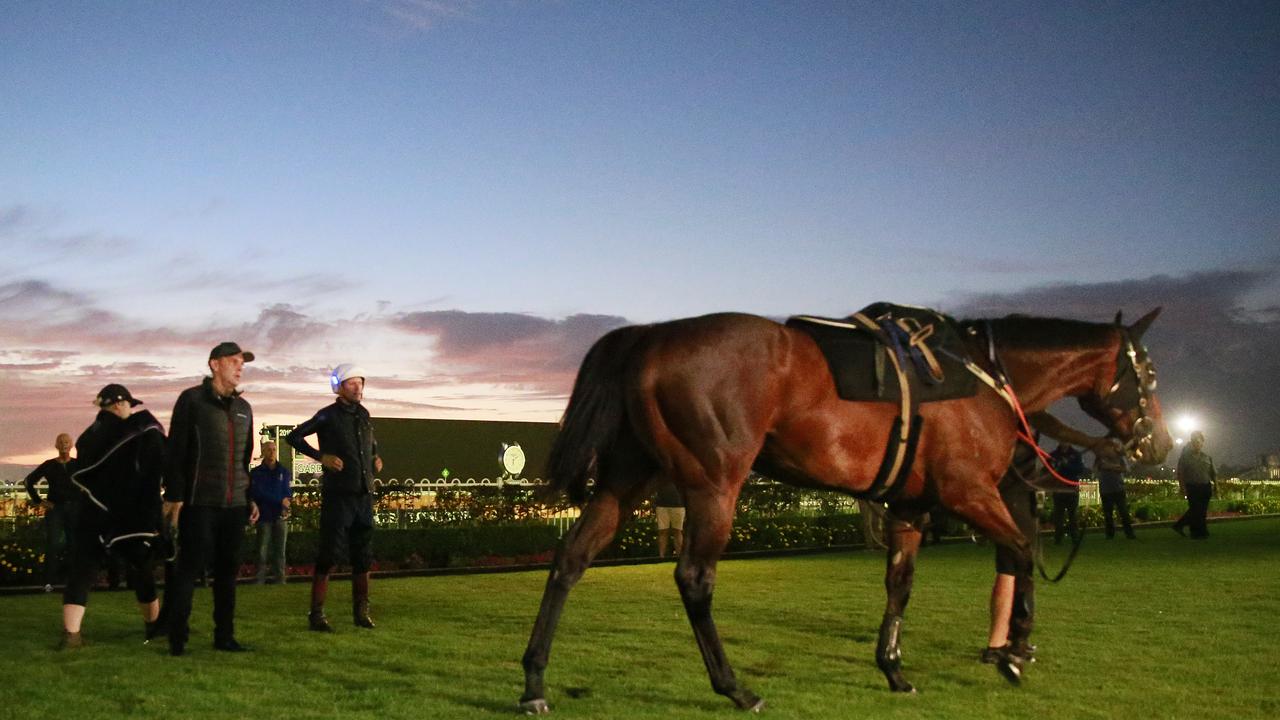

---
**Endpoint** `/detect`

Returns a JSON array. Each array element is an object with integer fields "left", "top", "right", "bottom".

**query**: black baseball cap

[
  {"left": 209, "top": 341, "right": 255, "bottom": 362},
  {"left": 96, "top": 383, "right": 143, "bottom": 408}
]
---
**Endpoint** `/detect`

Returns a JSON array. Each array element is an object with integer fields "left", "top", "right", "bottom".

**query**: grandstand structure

[{"left": 261, "top": 417, "right": 559, "bottom": 485}]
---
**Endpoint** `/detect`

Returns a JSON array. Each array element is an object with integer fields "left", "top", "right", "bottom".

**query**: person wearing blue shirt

[{"left": 249, "top": 440, "right": 293, "bottom": 584}]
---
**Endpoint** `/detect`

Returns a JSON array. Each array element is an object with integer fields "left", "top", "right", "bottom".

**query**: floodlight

[{"left": 1175, "top": 414, "right": 1199, "bottom": 436}]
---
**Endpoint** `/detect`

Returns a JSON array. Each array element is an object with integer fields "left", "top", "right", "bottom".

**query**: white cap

[{"left": 329, "top": 363, "right": 367, "bottom": 393}]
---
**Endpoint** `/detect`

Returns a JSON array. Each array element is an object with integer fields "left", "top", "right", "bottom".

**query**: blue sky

[{"left": 2, "top": 1, "right": 1277, "bottom": 467}]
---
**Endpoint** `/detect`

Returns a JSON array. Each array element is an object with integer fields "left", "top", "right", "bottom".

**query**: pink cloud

[{"left": 0, "top": 280, "right": 630, "bottom": 473}]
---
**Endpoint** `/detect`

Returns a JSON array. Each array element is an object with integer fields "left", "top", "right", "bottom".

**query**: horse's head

[{"left": 1076, "top": 308, "right": 1173, "bottom": 465}]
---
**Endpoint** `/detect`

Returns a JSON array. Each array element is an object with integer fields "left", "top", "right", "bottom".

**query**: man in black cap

[
  {"left": 24, "top": 432, "right": 77, "bottom": 592},
  {"left": 60, "top": 384, "right": 166, "bottom": 649},
  {"left": 161, "top": 342, "right": 259, "bottom": 656}
]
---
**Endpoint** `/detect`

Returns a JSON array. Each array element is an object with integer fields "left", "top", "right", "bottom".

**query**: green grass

[{"left": 2, "top": 519, "right": 1278, "bottom": 719}]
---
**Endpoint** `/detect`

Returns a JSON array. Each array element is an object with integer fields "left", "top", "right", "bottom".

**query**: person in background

[
  {"left": 162, "top": 342, "right": 259, "bottom": 656},
  {"left": 1095, "top": 443, "right": 1136, "bottom": 539},
  {"left": 1173, "top": 431, "right": 1216, "bottom": 539},
  {"left": 24, "top": 433, "right": 77, "bottom": 592},
  {"left": 1048, "top": 443, "right": 1085, "bottom": 544},
  {"left": 287, "top": 363, "right": 382, "bottom": 632},
  {"left": 60, "top": 385, "right": 166, "bottom": 649},
  {"left": 653, "top": 479, "right": 685, "bottom": 558},
  {"left": 250, "top": 439, "right": 293, "bottom": 584}
]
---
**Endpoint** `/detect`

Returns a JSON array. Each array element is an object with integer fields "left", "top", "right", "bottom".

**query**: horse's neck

[{"left": 998, "top": 341, "right": 1115, "bottom": 412}]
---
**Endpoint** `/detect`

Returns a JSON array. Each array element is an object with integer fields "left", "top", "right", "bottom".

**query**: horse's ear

[
  {"left": 1114, "top": 310, "right": 1123, "bottom": 325},
  {"left": 1126, "top": 307, "right": 1162, "bottom": 341}
]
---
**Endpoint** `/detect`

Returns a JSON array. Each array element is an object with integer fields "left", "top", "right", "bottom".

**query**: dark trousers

[
  {"left": 105, "top": 552, "right": 128, "bottom": 590},
  {"left": 1051, "top": 492, "right": 1080, "bottom": 543},
  {"left": 1100, "top": 490, "right": 1135, "bottom": 538},
  {"left": 1175, "top": 485, "right": 1212, "bottom": 538},
  {"left": 995, "top": 485, "right": 1038, "bottom": 576},
  {"left": 315, "top": 494, "right": 374, "bottom": 575},
  {"left": 62, "top": 513, "right": 159, "bottom": 606},
  {"left": 43, "top": 501, "right": 77, "bottom": 586},
  {"left": 166, "top": 505, "right": 247, "bottom": 645}
]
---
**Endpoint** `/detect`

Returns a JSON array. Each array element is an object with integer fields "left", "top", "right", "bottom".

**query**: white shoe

[{"left": 43, "top": 584, "right": 53, "bottom": 593}]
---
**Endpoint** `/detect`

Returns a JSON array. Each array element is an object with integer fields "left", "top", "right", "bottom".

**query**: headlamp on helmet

[{"left": 329, "top": 363, "right": 367, "bottom": 393}]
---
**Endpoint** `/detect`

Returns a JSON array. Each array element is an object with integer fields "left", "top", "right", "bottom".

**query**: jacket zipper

[
  {"left": 226, "top": 407, "right": 236, "bottom": 505},
  {"left": 191, "top": 432, "right": 201, "bottom": 504}
]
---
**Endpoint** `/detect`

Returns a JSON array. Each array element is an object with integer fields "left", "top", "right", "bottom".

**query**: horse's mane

[{"left": 968, "top": 315, "right": 1113, "bottom": 350}]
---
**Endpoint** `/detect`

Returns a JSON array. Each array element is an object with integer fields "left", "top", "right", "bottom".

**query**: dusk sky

[{"left": 2, "top": 1, "right": 1277, "bottom": 472}]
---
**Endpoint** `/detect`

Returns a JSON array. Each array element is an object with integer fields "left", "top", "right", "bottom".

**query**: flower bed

[{"left": 3, "top": 479, "right": 1278, "bottom": 585}]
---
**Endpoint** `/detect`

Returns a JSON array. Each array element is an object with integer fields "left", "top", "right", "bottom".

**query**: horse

[{"left": 519, "top": 308, "right": 1171, "bottom": 713}]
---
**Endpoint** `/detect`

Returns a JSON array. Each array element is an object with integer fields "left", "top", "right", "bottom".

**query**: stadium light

[{"left": 1175, "top": 414, "right": 1199, "bottom": 437}]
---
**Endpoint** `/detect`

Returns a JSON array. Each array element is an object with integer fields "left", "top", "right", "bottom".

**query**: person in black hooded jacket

[{"left": 59, "top": 384, "right": 166, "bottom": 650}]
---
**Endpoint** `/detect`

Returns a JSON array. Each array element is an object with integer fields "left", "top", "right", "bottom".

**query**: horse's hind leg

[
  {"left": 876, "top": 515, "right": 923, "bottom": 693},
  {"left": 675, "top": 488, "right": 763, "bottom": 712},
  {"left": 520, "top": 487, "right": 639, "bottom": 713}
]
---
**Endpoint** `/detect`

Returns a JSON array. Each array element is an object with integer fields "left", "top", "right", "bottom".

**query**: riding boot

[
  {"left": 352, "top": 572, "right": 375, "bottom": 629},
  {"left": 309, "top": 573, "right": 332, "bottom": 632}
]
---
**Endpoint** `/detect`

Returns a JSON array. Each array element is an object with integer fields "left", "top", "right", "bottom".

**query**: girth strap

[
  {"left": 850, "top": 312, "right": 920, "bottom": 501},
  {"left": 855, "top": 308, "right": 916, "bottom": 499}
]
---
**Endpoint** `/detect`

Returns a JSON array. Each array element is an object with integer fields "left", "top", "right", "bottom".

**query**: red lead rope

[{"left": 1005, "top": 382, "right": 1083, "bottom": 488}]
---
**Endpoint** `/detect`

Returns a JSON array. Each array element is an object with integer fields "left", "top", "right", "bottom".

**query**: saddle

[
  {"left": 786, "top": 302, "right": 977, "bottom": 403},
  {"left": 785, "top": 302, "right": 979, "bottom": 502}
]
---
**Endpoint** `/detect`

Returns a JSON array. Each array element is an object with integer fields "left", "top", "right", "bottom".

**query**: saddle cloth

[{"left": 786, "top": 302, "right": 978, "bottom": 403}]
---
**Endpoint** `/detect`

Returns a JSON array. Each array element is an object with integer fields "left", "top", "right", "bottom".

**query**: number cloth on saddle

[{"left": 786, "top": 302, "right": 978, "bottom": 404}]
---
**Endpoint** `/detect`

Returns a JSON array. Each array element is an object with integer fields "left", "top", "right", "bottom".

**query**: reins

[
  {"left": 1007, "top": 459, "right": 1084, "bottom": 583},
  {"left": 937, "top": 330, "right": 1081, "bottom": 488},
  {"left": 1037, "top": 524, "right": 1084, "bottom": 583},
  {"left": 942, "top": 322, "right": 1103, "bottom": 583}
]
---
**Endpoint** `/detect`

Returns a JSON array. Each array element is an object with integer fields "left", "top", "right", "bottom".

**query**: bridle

[
  {"left": 942, "top": 321, "right": 1160, "bottom": 479},
  {"left": 1099, "top": 329, "right": 1161, "bottom": 464}
]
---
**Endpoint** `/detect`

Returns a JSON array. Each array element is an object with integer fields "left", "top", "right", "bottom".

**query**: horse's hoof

[
  {"left": 748, "top": 698, "right": 766, "bottom": 713},
  {"left": 996, "top": 658, "right": 1023, "bottom": 686},
  {"left": 519, "top": 698, "right": 550, "bottom": 715},
  {"left": 890, "top": 681, "right": 916, "bottom": 694}
]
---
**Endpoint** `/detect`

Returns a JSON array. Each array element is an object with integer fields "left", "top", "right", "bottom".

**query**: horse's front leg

[
  {"left": 520, "top": 489, "right": 631, "bottom": 714},
  {"left": 876, "top": 516, "right": 922, "bottom": 693},
  {"left": 675, "top": 490, "right": 762, "bottom": 712}
]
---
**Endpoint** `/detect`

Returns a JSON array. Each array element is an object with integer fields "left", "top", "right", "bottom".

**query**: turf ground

[{"left": 1, "top": 518, "right": 1277, "bottom": 719}]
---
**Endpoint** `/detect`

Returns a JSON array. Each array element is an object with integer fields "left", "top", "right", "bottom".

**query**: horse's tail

[{"left": 546, "top": 324, "right": 648, "bottom": 505}]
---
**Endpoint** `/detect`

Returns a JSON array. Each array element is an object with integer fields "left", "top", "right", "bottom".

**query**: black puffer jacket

[
  {"left": 286, "top": 401, "right": 378, "bottom": 495},
  {"left": 72, "top": 409, "right": 165, "bottom": 539},
  {"left": 163, "top": 378, "right": 254, "bottom": 507}
]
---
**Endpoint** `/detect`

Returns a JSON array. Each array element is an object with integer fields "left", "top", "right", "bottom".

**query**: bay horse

[{"left": 520, "top": 308, "right": 1171, "bottom": 712}]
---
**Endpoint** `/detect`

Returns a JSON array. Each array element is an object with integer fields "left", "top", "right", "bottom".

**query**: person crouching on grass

[
  {"left": 59, "top": 384, "right": 166, "bottom": 649},
  {"left": 286, "top": 363, "right": 383, "bottom": 632}
]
